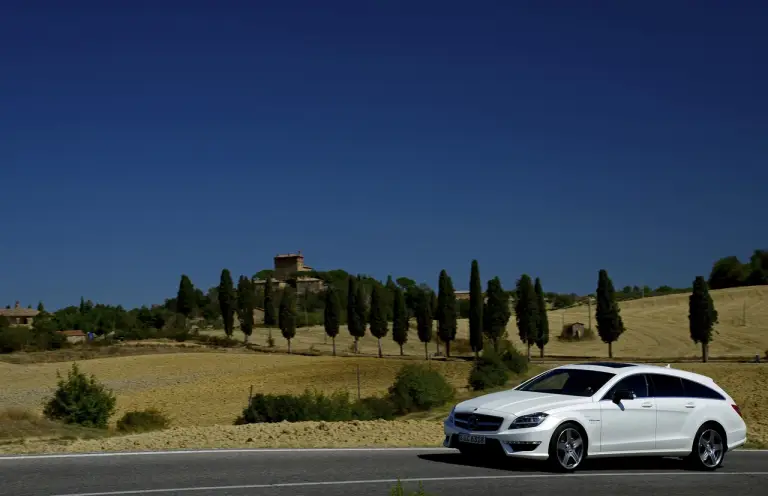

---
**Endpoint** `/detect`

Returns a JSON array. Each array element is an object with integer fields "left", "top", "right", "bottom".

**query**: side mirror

[{"left": 612, "top": 389, "right": 636, "bottom": 404}]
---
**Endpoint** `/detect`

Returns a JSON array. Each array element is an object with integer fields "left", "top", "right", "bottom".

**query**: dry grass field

[
  {"left": 205, "top": 286, "right": 768, "bottom": 360},
  {"left": 0, "top": 353, "right": 473, "bottom": 428},
  {"left": 0, "top": 360, "right": 764, "bottom": 454}
]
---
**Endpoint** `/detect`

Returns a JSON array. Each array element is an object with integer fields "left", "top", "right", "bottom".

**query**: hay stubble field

[{"left": 204, "top": 286, "right": 768, "bottom": 359}]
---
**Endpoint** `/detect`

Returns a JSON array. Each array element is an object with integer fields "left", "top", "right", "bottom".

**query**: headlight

[
  {"left": 509, "top": 412, "right": 548, "bottom": 429},
  {"left": 447, "top": 406, "right": 456, "bottom": 424}
]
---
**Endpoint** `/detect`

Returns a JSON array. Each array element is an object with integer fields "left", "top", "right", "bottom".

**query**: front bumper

[{"left": 443, "top": 419, "right": 553, "bottom": 460}]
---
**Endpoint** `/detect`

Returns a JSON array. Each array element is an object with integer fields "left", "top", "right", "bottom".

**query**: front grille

[{"left": 454, "top": 412, "right": 504, "bottom": 432}]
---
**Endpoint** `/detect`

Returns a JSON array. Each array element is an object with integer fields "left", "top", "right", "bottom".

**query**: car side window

[
  {"left": 601, "top": 374, "right": 649, "bottom": 400},
  {"left": 681, "top": 378, "right": 725, "bottom": 400},
  {"left": 648, "top": 374, "right": 685, "bottom": 397}
]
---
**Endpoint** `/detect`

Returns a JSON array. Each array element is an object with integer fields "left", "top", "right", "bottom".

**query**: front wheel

[
  {"left": 687, "top": 425, "right": 726, "bottom": 471},
  {"left": 548, "top": 423, "right": 587, "bottom": 472}
]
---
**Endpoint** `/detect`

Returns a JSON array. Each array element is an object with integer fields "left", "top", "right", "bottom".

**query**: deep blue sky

[{"left": 2, "top": 1, "right": 767, "bottom": 310}]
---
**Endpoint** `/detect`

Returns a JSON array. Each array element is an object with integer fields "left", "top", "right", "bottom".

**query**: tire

[
  {"left": 548, "top": 422, "right": 587, "bottom": 472},
  {"left": 687, "top": 424, "right": 726, "bottom": 471}
]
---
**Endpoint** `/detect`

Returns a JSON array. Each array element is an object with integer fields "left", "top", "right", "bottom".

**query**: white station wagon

[{"left": 443, "top": 362, "right": 747, "bottom": 472}]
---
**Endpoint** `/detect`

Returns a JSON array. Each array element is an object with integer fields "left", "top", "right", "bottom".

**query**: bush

[
  {"left": 352, "top": 396, "right": 396, "bottom": 420},
  {"left": 114, "top": 327, "right": 157, "bottom": 341},
  {"left": 236, "top": 389, "right": 395, "bottom": 424},
  {"left": 0, "top": 326, "right": 29, "bottom": 353},
  {"left": 43, "top": 363, "right": 116, "bottom": 428},
  {"left": 387, "top": 364, "right": 455, "bottom": 414},
  {"left": 117, "top": 408, "right": 170, "bottom": 433},
  {"left": 195, "top": 335, "right": 238, "bottom": 347},
  {"left": 499, "top": 340, "right": 529, "bottom": 375},
  {"left": 468, "top": 349, "right": 509, "bottom": 391}
]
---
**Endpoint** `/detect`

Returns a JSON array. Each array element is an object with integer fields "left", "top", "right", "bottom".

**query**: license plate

[{"left": 458, "top": 434, "right": 486, "bottom": 445}]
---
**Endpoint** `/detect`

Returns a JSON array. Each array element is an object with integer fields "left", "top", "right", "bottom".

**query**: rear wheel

[
  {"left": 548, "top": 423, "right": 586, "bottom": 472},
  {"left": 687, "top": 424, "right": 726, "bottom": 471}
]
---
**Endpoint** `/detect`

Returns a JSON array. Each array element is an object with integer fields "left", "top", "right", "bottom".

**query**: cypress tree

[
  {"left": 436, "top": 270, "right": 457, "bottom": 357},
  {"left": 217, "top": 269, "right": 236, "bottom": 339},
  {"left": 263, "top": 277, "right": 276, "bottom": 344},
  {"left": 469, "top": 259, "right": 484, "bottom": 359},
  {"left": 689, "top": 276, "right": 719, "bottom": 363},
  {"left": 347, "top": 276, "right": 363, "bottom": 353},
  {"left": 392, "top": 287, "right": 408, "bottom": 355},
  {"left": 385, "top": 275, "right": 398, "bottom": 321},
  {"left": 595, "top": 269, "right": 625, "bottom": 358},
  {"left": 176, "top": 274, "right": 196, "bottom": 321},
  {"left": 484, "top": 277, "right": 511, "bottom": 352},
  {"left": 324, "top": 286, "right": 341, "bottom": 356},
  {"left": 415, "top": 289, "right": 433, "bottom": 360},
  {"left": 356, "top": 281, "right": 368, "bottom": 334},
  {"left": 37, "top": 301, "right": 45, "bottom": 312},
  {"left": 369, "top": 284, "right": 388, "bottom": 358},
  {"left": 534, "top": 277, "right": 549, "bottom": 358},
  {"left": 515, "top": 274, "right": 538, "bottom": 361},
  {"left": 279, "top": 287, "right": 297, "bottom": 353},
  {"left": 236, "top": 275, "right": 255, "bottom": 343}
]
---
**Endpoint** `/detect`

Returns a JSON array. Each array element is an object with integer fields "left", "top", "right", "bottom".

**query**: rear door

[
  {"left": 648, "top": 373, "right": 691, "bottom": 451},
  {"left": 598, "top": 373, "right": 656, "bottom": 453}
]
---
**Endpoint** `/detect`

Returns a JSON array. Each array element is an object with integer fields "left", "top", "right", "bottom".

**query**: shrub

[
  {"left": 0, "top": 326, "right": 29, "bottom": 353},
  {"left": 114, "top": 327, "right": 157, "bottom": 341},
  {"left": 387, "top": 364, "right": 455, "bottom": 414},
  {"left": 352, "top": 396, "right": 396, "bottom": 420},
  {"left": 499, "top": 340, "right": 529, "bottom": 375},
  {"left": 468, "top": 349, "right": 509, "bottom": 391},
  {"left": 116, "top": 408, "right": 170, "bottom": 433},
  {"left": 43, "top": 363, "right": 116, "bottom": 428},
  {"left": 195, "top": 335, "right": 237, "bottom": 347},
  {"left": 236, "top": 389, "right": 398, "bottom": 424}
]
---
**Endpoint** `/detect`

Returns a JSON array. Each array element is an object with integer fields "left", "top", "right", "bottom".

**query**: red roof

[{"left": 58, "top": 330, "right": 86, "bottom": 337}]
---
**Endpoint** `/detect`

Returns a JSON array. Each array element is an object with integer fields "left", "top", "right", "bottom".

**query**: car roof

[{"left": 559, "top": 362, "right": 718, "bottom": 385}]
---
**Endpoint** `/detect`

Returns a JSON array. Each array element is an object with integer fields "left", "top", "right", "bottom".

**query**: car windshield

[{"left": 515, "top": 368, "right": 615, "bottom": 397}]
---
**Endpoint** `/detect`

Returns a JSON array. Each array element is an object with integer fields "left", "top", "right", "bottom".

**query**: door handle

[
  {"left": 685, "top": 402, "right": 696, "bottom": 409},
  {"left": 641, "top": 402, "right": 653, "bottom": 408}
]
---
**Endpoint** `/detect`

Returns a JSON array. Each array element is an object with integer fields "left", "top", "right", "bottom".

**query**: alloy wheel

[
  {"left": 556, "top": 427, "right": 584, "bottom": 470},
  {"left": 697, "top": 429, "right": 724, "bottom": 468}
]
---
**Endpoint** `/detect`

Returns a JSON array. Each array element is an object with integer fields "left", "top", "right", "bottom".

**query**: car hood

[{"left": 456, "top": 390, "right": 591, "bottom": 416}]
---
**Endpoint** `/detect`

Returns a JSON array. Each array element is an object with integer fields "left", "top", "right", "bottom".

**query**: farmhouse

[
  {"left": 252, "top": 251, "right": 325, "bottom": 293},
  {"left": 0, "top": 301, "right": 39, "bottom": 326}
]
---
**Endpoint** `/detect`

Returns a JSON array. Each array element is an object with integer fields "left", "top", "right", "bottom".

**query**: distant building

[
  {"left": 58, "top": 330, "right": 87, "bottom": 344},
  {"left": 0, "top": 301, "right": 39, "bottom": 326},
  {"left": 561, "top": 322, "right": 586, "bottom": 340},
  {"left": 253, "top": 251, "right": 325, "bottom": 293},
  {"left": 455, "top": 290, "right": 470, "bottom": 301}
]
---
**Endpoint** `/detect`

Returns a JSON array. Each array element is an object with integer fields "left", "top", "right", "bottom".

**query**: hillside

[{"left": 204, "top": 286, "right": 768, "bottom": 359}]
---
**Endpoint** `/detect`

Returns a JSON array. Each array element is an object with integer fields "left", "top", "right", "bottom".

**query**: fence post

[
  {"left": 248, "top": 385, "right": 254, "bottom": 420},
  {"left": 356, "top": 364, "right": 361, "bottom": 400}
]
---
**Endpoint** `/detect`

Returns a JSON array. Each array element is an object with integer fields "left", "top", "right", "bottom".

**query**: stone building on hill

[
  {"left": 253, "top": 251, "right": 325, "bottom": 293},
  {"left": 0, "top": 301, "right": 39, "bottom": 326}
]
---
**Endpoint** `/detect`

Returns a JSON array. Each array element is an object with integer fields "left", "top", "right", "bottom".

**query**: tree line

[{"left": 3, "top": 248, "right": 761, "bottom": 361}]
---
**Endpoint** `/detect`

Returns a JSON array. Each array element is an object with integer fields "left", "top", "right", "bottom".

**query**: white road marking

[
  {"left": 0, "top": 447, "right": 454, "bottom": 461},
  {"left": 0, "top": 446, "right": 766, "bottom": 461},
  {"left": 49, "top": 472, "right": 768, "bottom": 496}
]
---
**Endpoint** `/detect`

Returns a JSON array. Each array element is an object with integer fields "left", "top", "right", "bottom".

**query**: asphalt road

[{"left": 1, "top": 448, "right": 767, "bottom": 496}]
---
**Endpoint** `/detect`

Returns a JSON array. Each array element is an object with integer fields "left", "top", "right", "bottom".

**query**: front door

[{"left": 599, "top": 373, "right": 656, "bottom": 453}]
